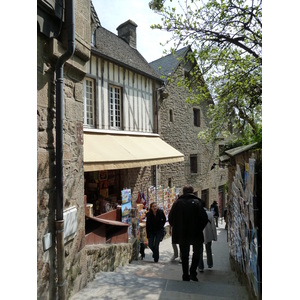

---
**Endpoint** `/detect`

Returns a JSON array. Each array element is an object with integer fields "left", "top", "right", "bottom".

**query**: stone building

[
  {"left": 150, "top": 46, "right": 228, "bottom": 212},
  {"left": 37, "top": 0, "right": 91, "bottom": 298}
]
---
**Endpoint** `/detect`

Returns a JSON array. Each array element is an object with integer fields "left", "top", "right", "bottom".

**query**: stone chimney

[{"left": 117, "top": 20, "right": 137, "bottom": 49}]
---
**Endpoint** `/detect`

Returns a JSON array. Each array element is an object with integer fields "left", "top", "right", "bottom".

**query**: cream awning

[{"left": 83, "top": 132, "right": 184, "bottom": 172}]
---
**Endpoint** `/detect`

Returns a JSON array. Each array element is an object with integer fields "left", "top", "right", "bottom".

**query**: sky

[{"left": 92, "top": 0, "right": 175, "bottom": 62}]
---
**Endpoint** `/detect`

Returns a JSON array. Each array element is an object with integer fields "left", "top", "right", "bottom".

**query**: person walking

[
  {"left": 168, "top": 185, "right": 208, "bottom": 281},
  {"left": 170, "top": 227, "right": 182, "bottom": 262},
  {"left": 146, "top": 202, "right": 166, "bottom": 263},
  {"left": 224, "top": 205, "right": 228, "bottom": 230},
  {"left": 210, "top": 200, "right": 219, "bottom": 227},
  {"left": 199, "top": 200, "right": 217, "bottom": 272}
]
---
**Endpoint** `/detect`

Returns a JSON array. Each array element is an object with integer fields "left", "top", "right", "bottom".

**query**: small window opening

[
  {"left": 193, "top": 108, "right": 200, "bottom": 127},
  {"left": 190, "top": 155, "right": 198, "bottom": 174},
  {"left": 169, "top": 109, "right": 173, "bottom": 122}
]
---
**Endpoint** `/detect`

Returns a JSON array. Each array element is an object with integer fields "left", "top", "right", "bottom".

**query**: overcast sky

[{"left": 92, "top": 0, "right": 174, "bottom": 63}]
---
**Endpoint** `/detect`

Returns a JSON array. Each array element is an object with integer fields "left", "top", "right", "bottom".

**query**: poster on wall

[
  {"left": 148, "top": 186, "right": 156, "bottom": 205},
  {"left": 121, "top": 188, "right": 132, "bottom": 226},
  {"left": 146, "top": 186, "right": 181, "bottom": 220},
  {"left": 169, "top": 187, "right": 176, "bottom": 205},
  {"left": 121, "top": 201, "right": 131, "bottom": 218},
  {"left": 157, "top": 186, "right": 164, "bottom": 209},
  {"left": 244, "top": 163, "right": 249, "bottom": 187},
  {"left": 248, "top": 159, "right": 255, "bottom": 194},
  {"left": 121, "top": 189, "right": 132, "bottom": 204},
  {"left": 121, "top": 200, "right": 132, "bottom": 238}
]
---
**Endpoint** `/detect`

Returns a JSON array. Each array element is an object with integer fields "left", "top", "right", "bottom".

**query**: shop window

[
  {"left": 84, "top": 78, "right": 95, "bottom": 127},
  {"left": 193, "top": 108, "right": 200, "bottom": 127},
  {"left": 190, "top": 154, "right": 198, "bottom": 174},
  {"left": 84, "top": 170, "right": 121, "bottom": 216},
  {"left": 109, "top": 85, "right": 122, "bottom": 129}
]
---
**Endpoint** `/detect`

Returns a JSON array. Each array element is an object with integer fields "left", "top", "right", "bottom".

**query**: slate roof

[
  {"left": 150, "top": 46, "right": 191, "bottom": 80},
  {"left": 90, "top": 1, "right": 101, "bottom": 28},
  {"left": 92, "top": 26, "right": 162, "bottom": 81}
]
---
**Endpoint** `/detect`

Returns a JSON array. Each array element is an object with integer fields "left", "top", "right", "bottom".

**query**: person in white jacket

[{"left": 198, "top": 201, "right": 217, "bottom": 272}]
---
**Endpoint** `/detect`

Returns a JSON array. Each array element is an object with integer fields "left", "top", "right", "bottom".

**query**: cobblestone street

[{"left": 70, "top": 220, "right": 251, "bottom": 300}]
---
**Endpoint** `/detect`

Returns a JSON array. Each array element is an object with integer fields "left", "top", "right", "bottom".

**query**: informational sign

[
  {"left": 121, "top": 189, "right": 132, "bottom": 204},
  {"left": 121, "top": 188, "right": 132, "bottom": 238}
]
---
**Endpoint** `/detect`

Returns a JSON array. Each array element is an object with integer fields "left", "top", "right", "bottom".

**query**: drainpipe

[{"left": 55, "top": 0, "right": 75, "bottom": 299}]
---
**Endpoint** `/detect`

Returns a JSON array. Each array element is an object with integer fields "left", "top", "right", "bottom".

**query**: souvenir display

[{"left": 228, "top": 158, "right": 260, "bottom": 298}]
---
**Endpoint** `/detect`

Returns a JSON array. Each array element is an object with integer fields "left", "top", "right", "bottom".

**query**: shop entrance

[
  {"left": 201, "top": 189, "right": 209, "bottom": 208},
  {"left": 84, "top": 170, "right": 123, "bottom": 216}
]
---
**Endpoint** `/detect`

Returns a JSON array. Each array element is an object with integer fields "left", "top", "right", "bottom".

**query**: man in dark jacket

[{"left": 168, "top": 185, "right": 208, "bottom": 281}]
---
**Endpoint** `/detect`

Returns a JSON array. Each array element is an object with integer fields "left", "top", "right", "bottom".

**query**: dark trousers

[
  {"left": 148, "top": 230, "right": 164, "bottom": 261},
  {"left": 199, "top": 242, "right": 213, "bottom": 269},
  {"left": 214, "top": 216, "right": 219, "bottom": 227},
  {"left": 179, "top": 241, "right": 201, "bottom": 278}
]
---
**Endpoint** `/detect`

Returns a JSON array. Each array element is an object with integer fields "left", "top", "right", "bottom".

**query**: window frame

[
  {"left": 169, "top": 109, "right": 173, "bottom": 122},
  {"left": 91, "top": 30, "right": 96, "bottom": 46},
  {"left": 190, "top": 154, "right": 198, "bottom": 174},
  {"left": 109, "top": 84, "right": 122, "bottom": 130},
  {"left": 193, "top": 108, "right": 200, "bottom": 127},
  {"left": 84, "top": 77, "right": 96, "bottom": 128}
]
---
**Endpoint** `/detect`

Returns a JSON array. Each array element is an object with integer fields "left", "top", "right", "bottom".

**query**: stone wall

[
  {"left": 158, "top": 65, "right": 228, "bottom": 206},
  {"left": 85, "top": 243, "right": 132, "bottom": 280},
  {"left": 37, "top": 0, "right": 91, "bottom": 299}
]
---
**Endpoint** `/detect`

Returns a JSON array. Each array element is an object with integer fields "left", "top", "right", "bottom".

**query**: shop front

[{"left": 83, "top": 131, "right": 184, "bottom": 248}]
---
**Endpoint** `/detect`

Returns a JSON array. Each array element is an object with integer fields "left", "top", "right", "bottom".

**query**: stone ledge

[
  {"left": 48, "top": 39, "right": 89, "bottom": 80},
  {"left": 86, "top": 243, "right": 132, "bottom": 282}
]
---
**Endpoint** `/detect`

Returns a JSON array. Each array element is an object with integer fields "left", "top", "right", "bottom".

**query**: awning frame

[{"left": 83, "top": 131, "right": 184, "bottom": 172}]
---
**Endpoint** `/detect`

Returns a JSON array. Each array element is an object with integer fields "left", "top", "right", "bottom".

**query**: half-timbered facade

[
  {"left": 84, "top": 20, "right": 159, "bottom": 134},
  {"left": 84, "top": 55, "right": 156, "bottom": 133}
]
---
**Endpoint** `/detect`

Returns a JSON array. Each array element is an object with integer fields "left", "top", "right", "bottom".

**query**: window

[
  {"left": 84, "top": 78, "right": 95, "bottom": 127},
  {"left": 219, "top": 144, "right": 225, "bottom": 156},
  {"left": 109, "top": 85, "right": 122, "bottom": 129},
  {"left": 190, "top": 154, "right": 198, "bottom": 174},
  {"left": 91, "top": 30, "right": 96, "bottom": 46},
  {"left": 193, "top": 108, "right": 200, "bottom": 127},
  {"left": 168, "top": 178, "right": 172, "bottom": 187},
  {"left": 184, "top": 69, "right": 191, "bottom": 80},
  {"left": 169, "top": 109, "right": 173, "bottom": 122}
]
